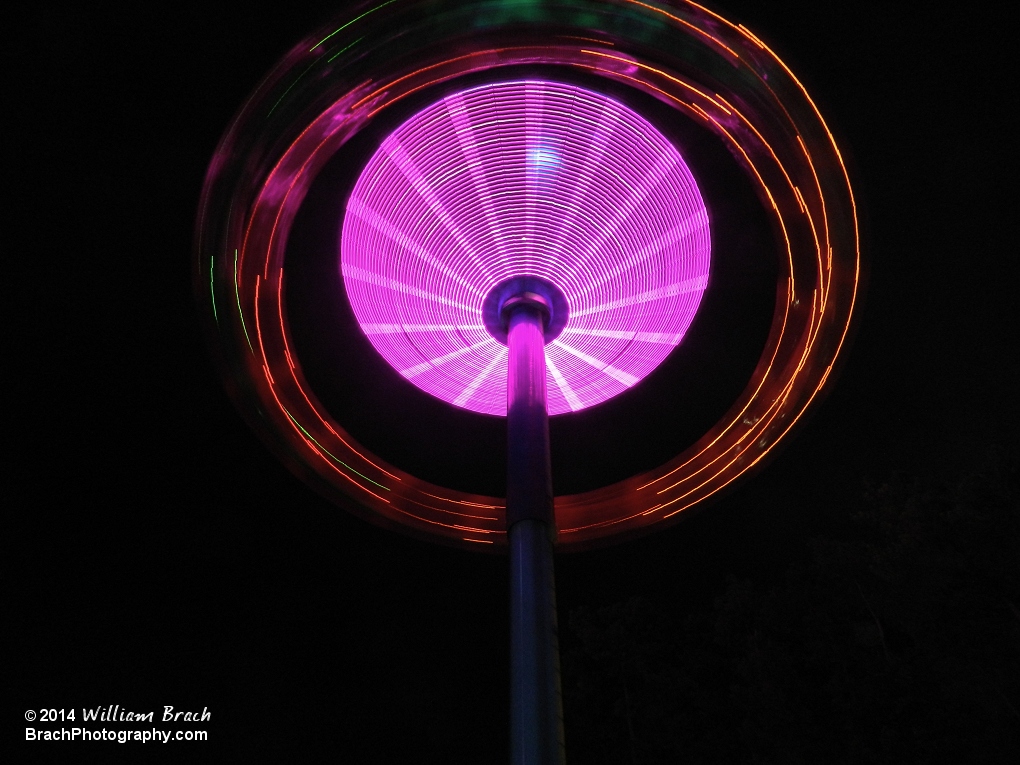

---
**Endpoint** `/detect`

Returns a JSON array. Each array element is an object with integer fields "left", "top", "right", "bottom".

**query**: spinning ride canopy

[
  {"left": 341, "top": 79, "right": 711, "bottom": 417},
  {"left": 196, "top": 0, "right": 861, "bottom": 551}
]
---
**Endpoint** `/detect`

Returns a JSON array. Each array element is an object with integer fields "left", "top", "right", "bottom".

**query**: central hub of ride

[{"left": 482, "top": 276, "right": 569, "bottom": 345}]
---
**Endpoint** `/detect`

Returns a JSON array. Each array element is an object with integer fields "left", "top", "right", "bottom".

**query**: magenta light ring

[
  {"left": 196, "top": 0, "right": 861, "bottom": 551},
  {"left": 341, "top": 78, "right": 710, "bottom": 416}
]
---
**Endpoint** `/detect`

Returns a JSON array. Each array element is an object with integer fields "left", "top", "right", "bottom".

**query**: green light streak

[
  {"left": 209, "top": 256, "right": 219, "bottom": 324},
  {"left": 309, "top": 0, "right": 398, "bottom": 51},
  {"left": 271, "top": 20, "right": 369, "bottom": 115},
  {"left": 267, "top": 58, "right": 320, "bottom": 117},
  {"left": 234, "top": 249, "right": 254, "bottom": 352},
  {"left": 283, "top": 408, "right": 390, "bottom": 490},
  {"left": 327, "top": 36, "right": 364, "bottom": 63}
]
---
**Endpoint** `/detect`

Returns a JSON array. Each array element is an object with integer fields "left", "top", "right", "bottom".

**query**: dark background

[{"left": 9, "top": 1, "right": 1016, "bottom": 762}]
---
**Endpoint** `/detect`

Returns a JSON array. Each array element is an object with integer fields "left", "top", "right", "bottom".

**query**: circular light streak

[
  {"left": 196, "top": 0, "right": 862, "bottom": 551},
  {"left": 341, "top": 79, "right": 710, "bottom": 416}
]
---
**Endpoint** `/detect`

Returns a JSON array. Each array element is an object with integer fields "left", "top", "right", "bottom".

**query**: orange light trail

[{"left": 202, "top": 0, "right": 861, "bottom": 551}]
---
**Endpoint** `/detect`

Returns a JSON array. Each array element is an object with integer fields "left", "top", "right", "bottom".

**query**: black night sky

[{"left": 10, "top": 2, "right": 1017, "bottom": 763}]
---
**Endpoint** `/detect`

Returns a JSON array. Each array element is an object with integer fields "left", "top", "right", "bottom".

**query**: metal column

[{"left": 505, "top": 302, "right": 566, "bottom": 765}]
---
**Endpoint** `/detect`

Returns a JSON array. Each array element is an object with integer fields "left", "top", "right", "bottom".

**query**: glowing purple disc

[{"left": 341, "top": 79, "right": 710, "bottom": 416}]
